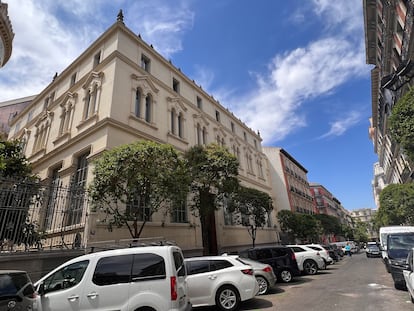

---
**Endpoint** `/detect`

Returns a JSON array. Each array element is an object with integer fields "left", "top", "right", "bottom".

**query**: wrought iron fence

[{"left": 0, "top": 177, "right": 89, "bottom": 252}]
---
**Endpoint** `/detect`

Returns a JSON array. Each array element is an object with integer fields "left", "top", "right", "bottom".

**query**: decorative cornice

[{"left": 0, "top": 1, "right": 14, "bottom": 67}]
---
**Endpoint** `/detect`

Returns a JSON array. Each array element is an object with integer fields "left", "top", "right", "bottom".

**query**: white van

[
  {"left": 34, "top": 245, "right": 190, "bottom": 311},
  {"left": 379, "top": 226, "right": 414, "bottom": 271}
]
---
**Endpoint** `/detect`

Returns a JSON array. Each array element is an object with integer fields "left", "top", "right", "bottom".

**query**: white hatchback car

[
  {"left": 306, "top": 244, "right": 334, "bottom": 265},
  {"left": 34, "top": 245, "right": 190, "bottom": 311},
  {"left": 287, "top": 245, "right": 326, "bottom": 275},
  {"left": 185, "top": 255, "right": 259, "bottom": 311}
]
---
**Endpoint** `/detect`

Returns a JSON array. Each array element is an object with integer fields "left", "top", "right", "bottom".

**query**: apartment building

[
  {"left": 0, "top": 96, "right": 35, "bottom": 137},
  {"left": 263, "top": 147, "right": 315, "bottom": 215},
  {"left": 364, "top": 0, "right": 414, "bottom": 191},
  {"left": 350, "top": 208, "right": 378, "bottom": 240},
  {"left": 7, "top": 13, "right": 275, "bottom": 254},
  {"left": 0, "top": 0, "right": 13, "bottom": 68}
]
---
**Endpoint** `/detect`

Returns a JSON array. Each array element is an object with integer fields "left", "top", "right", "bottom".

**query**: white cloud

[
  {"left": 228, "top": 0, "right": 367, "bottom": 144},
  {"left": 318, "top": 110, "right": 362, "bottom": 139},
  {"left": 0, "top": 0, "right": 194, "bottom": 102}
]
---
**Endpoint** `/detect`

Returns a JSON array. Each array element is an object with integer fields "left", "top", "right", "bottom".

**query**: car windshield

[
  {"left": 388, "top": 234, "right": 414, "bottom": 259},
  {"left": 368, "top": 245, "right": 379, "bottom": 250}
]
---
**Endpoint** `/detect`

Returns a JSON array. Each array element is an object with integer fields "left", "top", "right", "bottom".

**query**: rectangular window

[
  {"left": 141, "top": 54, "right": 151, "bottom": 72},
  {"left": 196, "top": 96, "right": 202, "bottom": 110},
  {"left": 70, "top": 73, "right": 77, "bottom": 87},
  {"left": 171, "top": 200, "right": 188, "bottom": 223},
  {"left": 45, "top": 167, "right": 61, "bottom": 230},
  {"left": 66, "top": 152, "right": 89, "bottom": 226},
  {"left": 244, "top": 132, "right": 247, "bottom": 141},
  {"left": 215, "top": 110, "right": 220, "bottom": 122},
  {"left": 126, "top": 194, "right": 152, "bottom": 221},
  {"left": 173, "top": 78, "right": 180, "bottom": 93},
  {"left": 93, "top": 51, "right": 101, "bottom": 68},
  {"left": 231, "top": 122, "right": 235, "bottom": 133}
]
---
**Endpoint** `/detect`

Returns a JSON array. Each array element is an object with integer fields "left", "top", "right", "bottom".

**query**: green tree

[
  {"left": 389, "top": 87, "right": 414, "bottom": 163},
  {"left": 277, "top": 210, "right": 321, "bottom": 243},
  {"left": 184, "top": 143, "right": 239, "bottom": 255},
  {"left": 353, "top": 220, "right": 368, "bottom": 243},
  {"left": 376, "top": 183, "right": 414, "bottom": 226},
  {"left": 89, "top": 141, "right": 189, "bottom": 239},
  {"left": 228, "top": 186, "right": 273, "bottom": 247},
  {"left": 313, "top": 214, "right": 342, "bottom": 236},
  {"left": 0, "top": 139, "right": 33, "bottom": 179}
]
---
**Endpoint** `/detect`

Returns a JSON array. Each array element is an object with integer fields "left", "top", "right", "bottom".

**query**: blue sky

[{"left": 0, "top": 0, "right": 377, "bottom": 211}]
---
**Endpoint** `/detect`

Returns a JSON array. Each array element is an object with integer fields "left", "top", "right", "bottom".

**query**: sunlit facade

[
  {"left": 364, "top": 0, "right": 414, "bottom": 202},
  {"left": 7, "top": 15, "right": 276, "bottom": 254}
]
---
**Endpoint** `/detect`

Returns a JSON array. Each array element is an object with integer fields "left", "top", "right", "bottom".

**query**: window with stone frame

[
  {"left": 171, "top": 199, "right": 188, "bottom": 223},
  {"left": 66, "top": 151, "right": 89, "bottom": 226},
  {"left": 126, "top": 193, "right": 152, "bottom": 222}
]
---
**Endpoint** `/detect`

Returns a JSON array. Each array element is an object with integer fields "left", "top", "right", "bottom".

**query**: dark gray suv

[
  {"left": 239, "top": 246, "right": 301, "bottom": 283},
  {"left": 0, "top": 270, "right": 37, "bottom": 311}
]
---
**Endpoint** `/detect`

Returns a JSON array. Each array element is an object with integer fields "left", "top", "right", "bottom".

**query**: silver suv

[{"left": 0, "top": 270, "right": 38, "bottom": 311}]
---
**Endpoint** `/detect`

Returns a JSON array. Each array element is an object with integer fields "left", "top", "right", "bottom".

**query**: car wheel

[
  {"left": 394, "top": 281, "right": 407, "bottom": 291},
  {"left": 279, "top": 269, "right": 292, "bottom": 283},
  {"left": 256, "top": 276, "right": 269, "bottom": 295},
  {"left": 215, "top": 285, "right": 240, "bottom": 311},
  {"left": 303, "top": 260, "right": 318, "bottom": 275}
]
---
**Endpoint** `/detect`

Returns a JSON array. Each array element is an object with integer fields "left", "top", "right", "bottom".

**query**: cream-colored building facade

[{"left": 8, "top": 16, "right": 277, "bottom": 254}]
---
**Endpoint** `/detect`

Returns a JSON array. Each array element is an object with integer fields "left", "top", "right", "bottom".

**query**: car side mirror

[{"left": 37, "top": 282, "right": 45, "bottom": 295}]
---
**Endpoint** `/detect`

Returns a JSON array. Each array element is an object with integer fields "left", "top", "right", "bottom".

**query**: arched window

[
  {"left": 202, "top": 127, "right": 207, "bottom": 145},
  {"left": 171, "top": 109, "right": 176, "bottom": 134},
  {"left": 197, "top": 123, "right": 201, "bottom": 145},
  {"left": 85, "top": 90, "right": 92, "bottom": 119},
  {"left": 135, "top": 89, "right": 141, "bottom": 118},
  {"left": 145, "top": 94, "right": 152, "bottom": 122},
  {"left": 178, "top": 112, "right": 183, "bottom": 138}
]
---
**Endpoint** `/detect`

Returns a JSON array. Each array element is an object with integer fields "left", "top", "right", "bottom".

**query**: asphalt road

[{"left": 193, "top": 250, "right": 414, "bottom": 311}]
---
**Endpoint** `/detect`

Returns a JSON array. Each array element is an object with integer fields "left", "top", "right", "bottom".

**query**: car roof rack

[{"left": 86, "top": 237, "right": 177, "bottom": 253}]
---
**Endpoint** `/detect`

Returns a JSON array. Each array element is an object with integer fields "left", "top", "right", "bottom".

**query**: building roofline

[{"left": 0, "top": 95, "right": 37, "bottom": 107}]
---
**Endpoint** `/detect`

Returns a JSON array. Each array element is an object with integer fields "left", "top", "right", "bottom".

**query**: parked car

[
  {"left": 329, "top": 243, "right": 345, "bottom": 258},
  {"left": 366, "top": 244, "right": 381, "bottom": 258},
  {"left": 238, "top": 246, "right": 301, "bottom": 283},
  {"left": 305, "top": 244, "right": 334, "bottom": 265},
  {"left": 0, "top": 270, "right": 38, "bottom": 311},
  {"left": 387, "top": 232, "right": 414, "bottom": 290},
  {"left": 403, "top": 248, "right": 414, "bottom": 303},
  {"left": 34, "top": 245, "right": 190, "bottom": 311},
  {"left": 233, "top": 256, "right": 276, "bottom": 295},
  {"left": 322, "top": 244, "right": 341, "bottom": 262},
  {"left": 185, "top": 255, "right": 259, "bottom": 311},
  {"left": 287, "top": 245, "right": 326, "bottom": 275}
]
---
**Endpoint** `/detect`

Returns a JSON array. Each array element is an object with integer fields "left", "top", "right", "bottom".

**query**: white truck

[{"left": 379, "top": 226, "right": 414, "bottom": 272}]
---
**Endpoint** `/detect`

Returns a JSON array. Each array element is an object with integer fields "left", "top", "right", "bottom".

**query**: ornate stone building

[
  {"left": 7, "top": 14, "right": 276, "bottom": 254},
  {"left": 364, "top": 0, "right": 414, "bottom": 196}
]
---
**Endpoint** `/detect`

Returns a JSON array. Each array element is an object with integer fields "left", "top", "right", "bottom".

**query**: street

[{"left": 193, "top": 250, "right": 414, "bottom": 311}]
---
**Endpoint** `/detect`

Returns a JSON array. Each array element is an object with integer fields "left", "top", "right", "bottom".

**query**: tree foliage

[
  {"left": 389, "top": 87, "right": 414, "bottom": 163},
  {"left": 352, "top": 221, "right": 368, "bottom": 243},
  {"left": 184, "top": 143, "right": 239, "bottom": 254},
  {"left": 0, "top": 139, "right": 33, "bottom": 179},
  {"left": 89, "top": 141, "right": 189, "bottom": 239},
  {"left": 277, "top": 210, "right": 322, "bottom": 243},
  {"left": 376, "top": 183, "right": 414, "bottom": 227},
  {"left": 313, "top": 213, "right": 342, "bottom": 236},
  {"left": 229, "top": 186, "right": 273, "bottom": 247}
]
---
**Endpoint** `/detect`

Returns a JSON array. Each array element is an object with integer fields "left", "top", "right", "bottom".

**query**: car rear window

[
  {"left": 209, "top": 260, "right": 233, "bottom": 271},
  {"left": 0, "top": 272, "right": 31, "bottom": 296}
]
